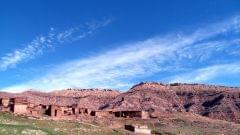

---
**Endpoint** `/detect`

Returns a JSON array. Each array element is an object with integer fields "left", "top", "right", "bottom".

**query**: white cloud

[
  {"left": 0, "top": 19, "right": 112, "bottom": 71},
  {"left": 0, "top": 36, "right": 47, "bottom": 70},
  {"left": 1, "top": 15, "right": 240, "bottom": 92},
  {"left": 169, "top": 63, "right": 240, "bottom": 83}
]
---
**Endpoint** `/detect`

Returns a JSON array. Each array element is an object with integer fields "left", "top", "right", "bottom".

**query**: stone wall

[
  {"left": 141, "top": 111, "right": 150, "bottom": 119},
  {"left": 14, "top": 104, "right": 28, "bottom": 114}
]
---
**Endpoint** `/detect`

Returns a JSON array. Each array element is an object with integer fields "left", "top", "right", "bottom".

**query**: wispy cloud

[
  {"left": 169, "top": 63, "right": 240, "bottom": 83},
  {"left": 0, "top": 18, "right": 112, "bottom": 71},
  {"left": 1, "top": 15, "right": 240, "bottom": 92}
]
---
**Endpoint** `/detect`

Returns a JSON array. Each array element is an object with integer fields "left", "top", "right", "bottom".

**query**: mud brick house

[
  {"left": 50, "top": 105, "right": 99, "bottom": 119},
  {"left": 0, "top": 97, "right": 12, "bottom": 112},
  {"left": 101, "top": 98, "right": 150, "bottom": 119},
  {"left": 13, "top": 97, "right": 28, "bottom": 114},
  {"left": 112, "top": 110, "right": 149, "bottom": 119},
  {"left": 28, "top": 106, "right": 40, "bottom": 116},
  {"left": 95, "top": 110, "right": 113, "bottom": 118},
  {"left": 28, "top": 104, "right": 51, "bottom": 117},
  {"left": 78, "top": 108, "right": 90, "bottom": 115},
  {"left": 113, "top": 110, "right": 141, "bottom": 118},
  {"left": 50, "top": 105, "right": 61, "bottom": 117},
  {"left": 1, "top": 97, "right": 10, "bottom": 107},
  {"left": 50, "top": 105, "right": 77, "bottom": 118}
]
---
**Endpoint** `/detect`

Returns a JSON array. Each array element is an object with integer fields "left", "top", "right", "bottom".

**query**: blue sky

[{"left": 0, "top": 0, "right": 240, "bottom": 92}]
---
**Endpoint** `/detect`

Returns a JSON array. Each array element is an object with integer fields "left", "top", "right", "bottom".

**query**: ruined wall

[
  {"left": 0, "top": 98, "right": 11, "bottom": 111},
  {"left": 51, "top": 105, "right": 60, "bottom": 117},
  {"left": 30, "top": 110, "right": 39, "bottom": 116},
  {"left": 14, "top": 104, "right": 28, "bottom": 114},
  {"left": 95, "top": 111, "right": 111, "bottom": 118},
  {"left": 2, "top": 99, "right": 10, "bottom": 107},
  {"left": 141, "top": 111, "right": 149, "bottom": 119}
]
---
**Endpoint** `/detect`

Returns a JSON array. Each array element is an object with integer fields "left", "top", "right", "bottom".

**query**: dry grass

[{"left": 0, "top": 112, "right": 122, "bottom": 135}]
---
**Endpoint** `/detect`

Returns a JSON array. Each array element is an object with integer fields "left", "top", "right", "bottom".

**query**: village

[
  {"left": 0, "top": 96, "right": 152, "bottom": 134},
  {"left": 1, "top": 82, "right": 240, "bottom": 134},
  {"left": 0, "top": 96, "right": 150, "bottom": 119}
]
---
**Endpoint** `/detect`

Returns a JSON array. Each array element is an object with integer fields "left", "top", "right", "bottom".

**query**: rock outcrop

[{"left": 104, "top": 82, "right": 240, "bottom": 123}]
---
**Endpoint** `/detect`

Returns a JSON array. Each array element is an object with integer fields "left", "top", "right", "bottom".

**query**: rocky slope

[
  {"left": 50, "top": 88, "right": 120, "bottom": 98},
  {"left": 104, "top": 82, "right": 240, "bottom": 123},
  {"left": 49, "top": 89, "right": 121, "bottom": 109},
  {"left": 0, "top": 89, "right": 121, "bottom": 110}
]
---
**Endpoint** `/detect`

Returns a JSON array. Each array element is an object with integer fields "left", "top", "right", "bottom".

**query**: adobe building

[
  {"left": 28, "top": 103, "right": 40, "bottom": 116},
  {"left": 1, "top": 98, "right": 10, "bottom": 107},
  {"left": 78, "top": 108, "right": 90, "bottom": 115},
  {"left": 112, "top": 110, "right": 150, "bottom": 119},
  {"left": 28, "top": 104, "right": 51, "bottom": 117},
  {"left": 13, "top": 97, "right": 28, "bottom": 114},
  {"left": 50, "top": 105, "right": 61, "bottom": 117},
  {"left": 95, "top": 110, "right": 113, "bottom": 118},
  {"left": 0, "top": 97, "right": 12, "bottom": 112},
  {"left": 50, "top": 105, "right": 80, "bottom": 119}
]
